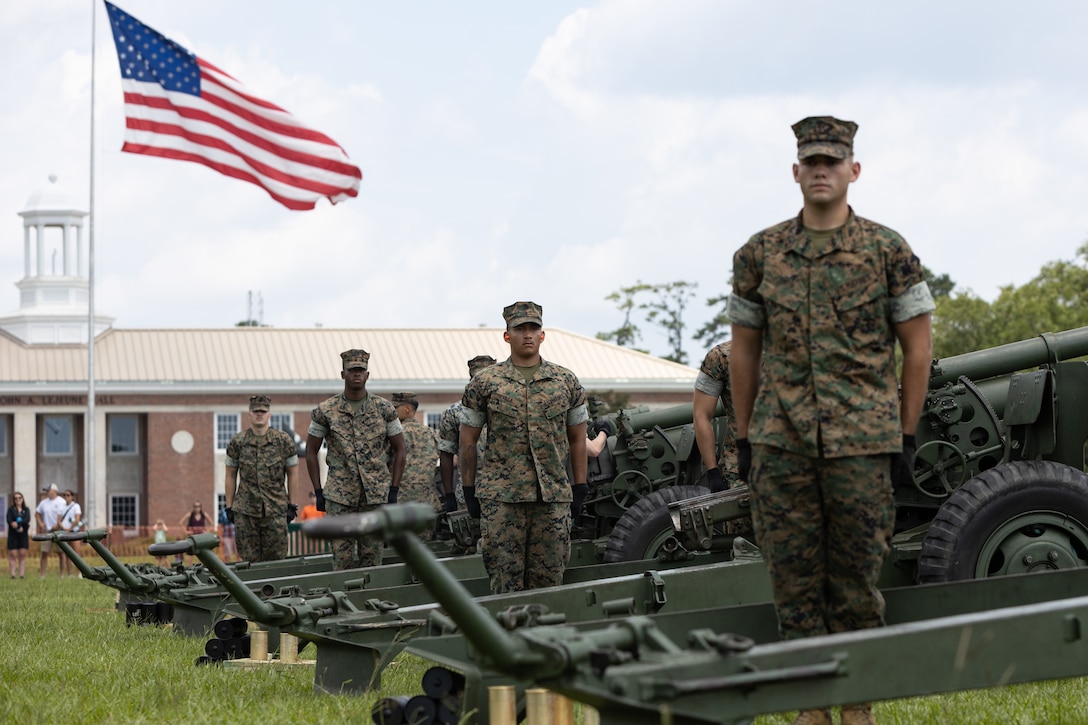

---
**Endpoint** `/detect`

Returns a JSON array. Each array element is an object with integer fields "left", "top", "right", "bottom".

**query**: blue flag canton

[{"left": 104, "top": 2, "right": 200, "bottom": 96}]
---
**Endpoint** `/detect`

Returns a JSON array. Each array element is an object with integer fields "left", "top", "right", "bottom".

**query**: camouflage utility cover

[
  {"left": 461, "top": 358, "right": 588, "bottom": 503},
  {"left": 225, "top": 428, "right": 298, "bottom": 516},
  {"left": 309, "top": 393, "right": 403, "bottom": 506},
  {"left": 727, "top": 209, "right": 934, "bottom": 457},
  {"left": 792, "top": 116, "right": 857, "bottom": 160}
]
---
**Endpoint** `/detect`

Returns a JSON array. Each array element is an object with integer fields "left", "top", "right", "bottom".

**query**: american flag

[{"left": 103, "top": 2, "right": 361, "bottom": 211}]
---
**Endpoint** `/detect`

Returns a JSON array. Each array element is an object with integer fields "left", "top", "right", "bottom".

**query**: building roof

[{"left": 0, "top": 327, "right": 698, "bottom": 395}]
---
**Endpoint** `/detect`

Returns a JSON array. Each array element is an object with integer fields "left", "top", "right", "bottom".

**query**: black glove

[
  {"left": 443, "top": 493, "right": 458, "bottom": 513},
  {"left": 593, "top": 419, "right": 615, "bottom": 437},
  {"left": 387, "top": 487, "right": 399, "bottom": 504},
  {"left": 705, "top": 468, "right": 726, "bottom": 494},
  {"left": 224, "top": 507, "right": 235, "bottom": 524},
  {"left": 571, "top": 483, "right": 588, "bottom": 519},
  {"left": 891, "top": 434, "right": 917, "bottom": 488},
  {"left": 463, "top": 485, "right": 481, "bottom": 519},
  {"left": 737, "top": 439, "right": 752, "bottom": 483},
  {"left": 285, "top": 504, "right": 298, "bottom": 524},
  {"left": 314, "top": 488, "right": 326, "bottom": 512}
]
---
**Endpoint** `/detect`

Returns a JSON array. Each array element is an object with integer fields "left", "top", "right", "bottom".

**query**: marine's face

[
  {"left": 341, "top": 365, "right": 368, "bottom": 383},
  {"left": 249, "top": 408, "right": 271, "bottom": 433},
  {"left": 793, "top": 154, "right": 859, "bottom": 207},
  {"left": 504, "top": 323, "right": 544, "bottom": 356}
]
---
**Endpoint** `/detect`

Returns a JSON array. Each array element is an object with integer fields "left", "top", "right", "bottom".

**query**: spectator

[
  {"left": 34, "top": 484, "right": 67, "bottom": 577},
  {"left": 7, "top": 491, "right": 31, "bottom": 578},
  {"left": 152, "top": 519, "right": 169, "bottom": 567},
  {"left": 217, "top": 506, "right": 238, "bottom": 562},
  {"left": 58, "top": 490, "right": 82, "bottom": 577}
]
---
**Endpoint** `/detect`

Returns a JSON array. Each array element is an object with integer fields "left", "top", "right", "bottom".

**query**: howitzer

[
  {"left": 310, "top": 503, "right": 1088, "bottom": 725},
  {"left": 160, "top": 516, "right": 745, "bottom": 694},
  {"left": 620, "top": 326, "right": 1088, "bottom": 582},
  {"left": 581, "top": 398, "right": 729, "bottom": 548}
]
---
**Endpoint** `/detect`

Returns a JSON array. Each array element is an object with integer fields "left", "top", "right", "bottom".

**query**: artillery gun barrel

[
  {"left": 614, "top": 399, "right": 724, "bottom": 434},
  {"left": 150, "top": 534, "right": 342, "bottom": 629},
  {"left": 929, "top": 326, "right": 1088, "bottom": 387},
  {"left": 304, "top": 504, "right": 548, "bottom": 674}
]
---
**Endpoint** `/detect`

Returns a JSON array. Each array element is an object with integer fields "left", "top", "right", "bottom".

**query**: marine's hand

[
  {"left": 891, "top": 434, "right": 917, "bottom": 488},
  {"left": 314, "top": 488, "right": 326, "bottom": 512},
  {"left": 285, "top": 504, "right": 298, "bottom": 524},
  {"left": 224, "top": 507, "right": 235, "bottom": 524},
  {"left": 387, "top": 487, "right": 398, "bottom": 504},
  {"left": 705, "top": 468, "right": 726, "bottom": 493},
  {"left": 737, "top": 439, "right": 752, "bottom": 482},
  {"left": 443, "top": 493, "right": 458, "bottom": 513},
  {"left": 462, "top": 485, "right": 481, "bottom": 519},
  {"left": 571, "top": 483, "right": 588, "bottom": 519},
  {"left": 593, "top": 419, "right": 615, "bottom": 437}
]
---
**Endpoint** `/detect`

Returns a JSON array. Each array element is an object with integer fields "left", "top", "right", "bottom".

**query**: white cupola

[{"left": 0, "top": 175, "right": 114, "bottom": 344}]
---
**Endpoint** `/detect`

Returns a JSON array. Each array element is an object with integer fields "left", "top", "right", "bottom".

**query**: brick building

[{"left": 0, "top": 178, "right": 698, "bottom": 536}]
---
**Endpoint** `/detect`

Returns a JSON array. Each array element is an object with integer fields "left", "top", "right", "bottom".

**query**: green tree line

[{"left": 598, "top": 243, "right": 1088, "bottom": 362}]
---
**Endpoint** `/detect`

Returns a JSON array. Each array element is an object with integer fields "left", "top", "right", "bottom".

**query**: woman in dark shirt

[
  {"left": 7, "top": 491, "right": 31, "bottom": 578},
  {"left": 179, "top": 501, "right": 210, "bottom": 535}
]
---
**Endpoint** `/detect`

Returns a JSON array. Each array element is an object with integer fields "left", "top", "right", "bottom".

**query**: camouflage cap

[
  {"left": 390, "top": 392, "right": 417, "bottom": 407},
  {"left": 340, "top": 349, "right": 370, "bottom": 370},
  {"left": 792, "top": 116, "right": 858, "bottom": 160},
  {"left": 249, "top": 394, "right": 271, "bottom": 411},
  {"left": 467, "top": 355, "right": 496, "bottom": 378},
  {"left": 503, "top": 301, "right": 543, "bottom": 328}
]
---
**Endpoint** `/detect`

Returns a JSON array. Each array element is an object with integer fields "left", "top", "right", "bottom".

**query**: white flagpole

[{"left": 87, "top": 0, "right": 98, "bottom": 527}]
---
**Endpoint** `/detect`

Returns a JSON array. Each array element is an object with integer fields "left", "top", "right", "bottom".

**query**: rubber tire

[
  {"left": 917, "top": 460, "right": 1088, "bottom": 583},
  {"left": 602, "top": 485, "right": 710, "bottom": 563}
]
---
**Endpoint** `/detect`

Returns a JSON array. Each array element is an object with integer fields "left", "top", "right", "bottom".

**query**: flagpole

[{"left": 87, "top": 0, "right": 98, "bottom": 528}]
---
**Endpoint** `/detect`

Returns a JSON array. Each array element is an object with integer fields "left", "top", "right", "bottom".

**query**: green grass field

[{"left": 2, "top": 565, "right": 1088, "bottom": 725}]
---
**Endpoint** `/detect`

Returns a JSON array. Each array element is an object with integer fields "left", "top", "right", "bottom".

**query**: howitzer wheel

[
  {"left": 918, "top": 460, "right": 1088, "bottom": 582},
  {"left": 602, "top": 485, "right": 709, "bottom": 563}
]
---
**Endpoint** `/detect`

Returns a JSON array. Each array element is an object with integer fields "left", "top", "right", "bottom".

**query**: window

[
  {"left": 110, "top": 494, "right": 137, "bottom": 529},
  {"left": 43, "top": 416, "right": 72, "bottom": 455},
  {"left": 426, "top": 412, "right": 443, "bottom": 432},
  {"left": 109, "top": 415, "right": 139, "bottom": 455},
  {"left": 0, "top": 416, "right": 7, "bottom": 456},
  {"left": 216, "top": 414, "right": 240, "bottom": 450},
  {"left": 270, "top": 412, "right": 293, "bottom": 435}
]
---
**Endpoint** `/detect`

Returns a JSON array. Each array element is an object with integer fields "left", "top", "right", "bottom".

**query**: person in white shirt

[{"left": 34, "top": 484, "right": 68, "bottom": 577}]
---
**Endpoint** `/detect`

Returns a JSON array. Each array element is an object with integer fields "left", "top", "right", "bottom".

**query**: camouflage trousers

[
  {"left": 749, "top": 445, "right": 894, "bottom": 640},
  {"left": 234, "top": 511, "right": 288, "bottom": 563},
  {"left": 325, "top": 499, "right": 382, "bottom": 571},
  {"left": 479, "top": 498, "right": 571, "bottom": 595}
]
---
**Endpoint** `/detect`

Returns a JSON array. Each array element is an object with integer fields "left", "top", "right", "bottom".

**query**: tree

[
  {"left": 931, "top": 242, "right": 1088, "bottom": 358},
  {"left": 642, "top": 281, "right": 698, "bottom": 364},
  {"left": 693, "top": 294, "right": 731, "bottom": 348},
  {"left": 597, "top": 283, "right": 652, "bottom": 349},
  {"left": 923, "top": 265, "right": 955, "bottom": 299}
]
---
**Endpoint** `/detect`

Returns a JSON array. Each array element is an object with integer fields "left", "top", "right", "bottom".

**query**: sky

[{"left": 4, "top": 0, "right": 1088, "bottom": 365}]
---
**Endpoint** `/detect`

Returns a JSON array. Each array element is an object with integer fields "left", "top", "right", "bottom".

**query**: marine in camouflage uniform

[
  {"left": 437, "top": 355, "right": 495, "bottom": 513},
  {"left": 225, "top": 395, "right": 299, "bottom": 563},
  {"left": 692, "top": 341, "right": 754, "bottom": 537},
  {"left": 728, "top": 116, "right": 933, "bottom": 725},
  {"left": 305, "top": 349, "right": 406, "bottom": 570},
  {"left": 460, "top": 302, "right": 589, "bottom": 594},
  {"left": 390, "top": 392, "right": 440, "bottom": 531}
]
